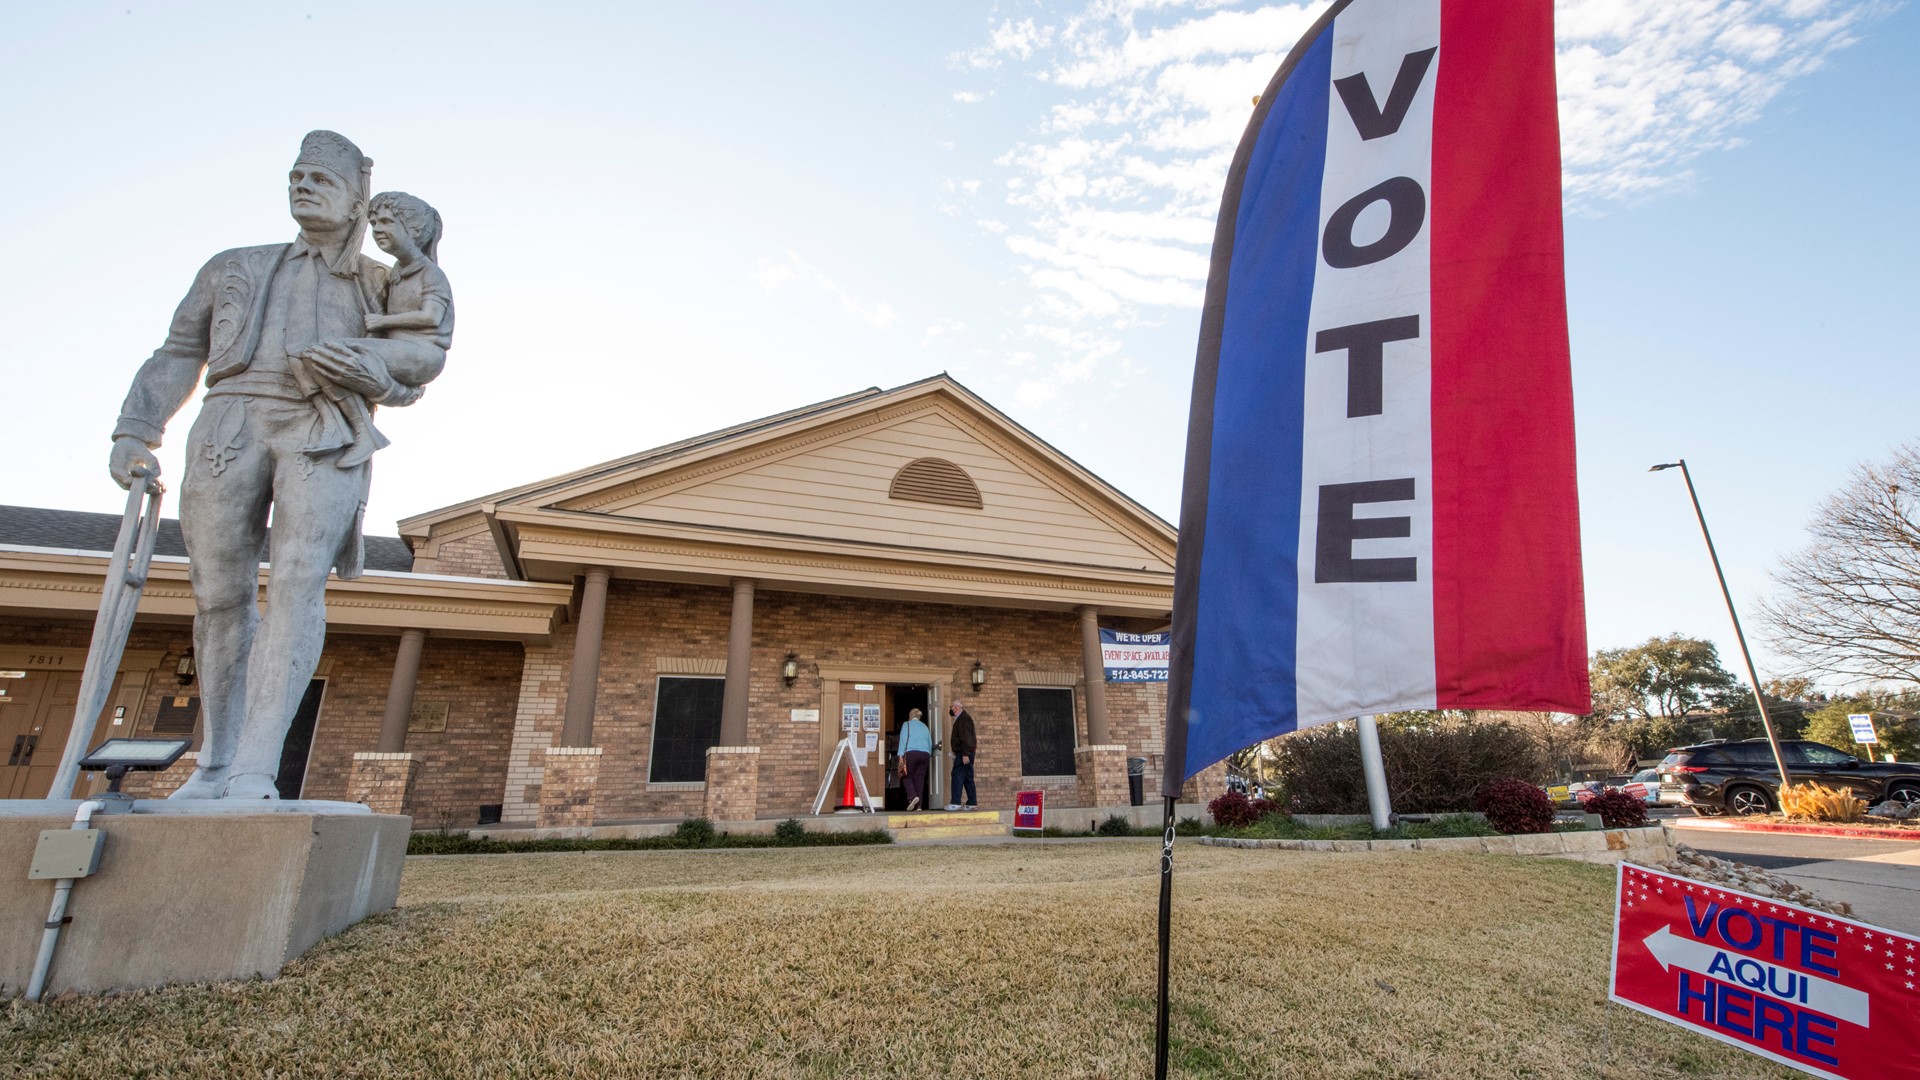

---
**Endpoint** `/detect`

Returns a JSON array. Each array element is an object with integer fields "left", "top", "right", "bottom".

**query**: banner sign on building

[
  {"left": 1101, "top": 629, "right": 1170, "bottom": 683},
  {"left": 1162, "top": 0, "right": 1588, "bottom": 791},
  {"left": 1610, "top": 864, "right": 1919, "bottom": 1079},
  {"left": 1848, "top": 714, "right": 1878, "bottom": 745}
]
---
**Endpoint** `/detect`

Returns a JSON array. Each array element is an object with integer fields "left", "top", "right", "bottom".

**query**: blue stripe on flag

[{"left": 1184, "top": 28, "right": 1331, "bottom": 776}]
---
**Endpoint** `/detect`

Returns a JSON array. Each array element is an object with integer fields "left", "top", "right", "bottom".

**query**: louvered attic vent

[{"left": 888, "top": 457, "right": 983, "bottom": 509}]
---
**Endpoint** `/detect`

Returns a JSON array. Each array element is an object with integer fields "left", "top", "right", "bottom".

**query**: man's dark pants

[{"left": 951, "top": 754, "right": 977, "bottom": 807}]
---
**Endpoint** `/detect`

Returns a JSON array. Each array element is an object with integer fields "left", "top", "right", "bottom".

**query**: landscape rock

[{"left": 1653, "top": 843, "right": 1852, "bottom": 918}]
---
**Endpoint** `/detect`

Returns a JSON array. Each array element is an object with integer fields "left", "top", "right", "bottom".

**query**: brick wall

[
  {"left": 496, "top": 580, "right": 1172, "bottom": 823},
  {"left": 409, "top": 530, "right": 509, "bottom": 579}
]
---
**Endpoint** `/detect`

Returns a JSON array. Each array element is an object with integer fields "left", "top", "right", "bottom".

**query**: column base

[
  {"left": 702, "top": 746, "right": 761, "bottom": 822},
  {"left": 1074, "top": 744, "right": 1129, "bottom": 808},
  {"left": 349, "top": 752, "right": 422, "bottom": 818},
  {"left": 538, "top": 747, "right": 603, "bottom": 828}
]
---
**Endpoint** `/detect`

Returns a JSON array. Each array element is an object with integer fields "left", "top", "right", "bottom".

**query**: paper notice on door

[
  {"left": 841, "top": 703, "right": 859, "bottom": 732},
  {"left": 862, "top": 704, "right": 881, "bottom": 732},
  {"left": 852, "top": 745, "right": 869, "bottom": 767},
  {"left": 863, "top": 733, "right": 878, "bottom": 753}
]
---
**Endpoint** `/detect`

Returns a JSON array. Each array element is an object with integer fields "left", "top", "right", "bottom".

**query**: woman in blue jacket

[{"left": 895, "top": 708, "right": 933, "bottom": 811}]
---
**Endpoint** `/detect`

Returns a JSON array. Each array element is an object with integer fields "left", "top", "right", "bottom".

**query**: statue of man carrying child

[{"left": 108, "top": 130, "right": 453, "bottom": 799}]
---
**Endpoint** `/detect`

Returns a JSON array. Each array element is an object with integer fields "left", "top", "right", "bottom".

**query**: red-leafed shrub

[
  {"left": 1249, "top": 797, "right": 1281, "bottom": 820},
  {"left": 1475, "top": 779, "right": 1555, "bottom": 834},
  {"left": 1587, "top": 788, "right": 1649, "bottom": 830},
  {"left": 1209, "top": 792, "right": 1259, "bottom": 828}
]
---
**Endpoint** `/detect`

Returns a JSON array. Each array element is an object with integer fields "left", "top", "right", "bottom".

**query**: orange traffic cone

[{"left": 835, "top": 762, "right": 861, "bottom": 812}]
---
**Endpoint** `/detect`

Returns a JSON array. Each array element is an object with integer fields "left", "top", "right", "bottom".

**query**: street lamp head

[{"left": 1648, "top": 463, "right": 1682, "bottom": 472}]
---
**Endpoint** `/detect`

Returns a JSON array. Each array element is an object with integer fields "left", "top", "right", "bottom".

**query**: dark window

[
  {"left": 1722, "top": 742, "right": 1772, "bottom": 765},
  {"left": 1795, "top": 742, "right": 1856, "bottom": 766},
  {"left": 1017, "top": 687, "right": 1076, "bottom": 776},
  {"left": 649, "top": 676, "right": 725, "bottom": 783}
]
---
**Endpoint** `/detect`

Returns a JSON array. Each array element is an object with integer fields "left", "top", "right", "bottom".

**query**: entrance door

[
  {"left": 0, "top": 671, "right": 118, "bottom": 800},
  {"left": 835, "top": 682, "right": 886, "bottom": 809}
]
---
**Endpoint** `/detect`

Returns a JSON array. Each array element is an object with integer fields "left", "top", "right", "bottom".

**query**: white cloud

[
  {"left": 956, "top": 0, "right": 1884, "bottom": 395},
  {"left": 953, "top": 90, "right": 987, "bottom": 104},
  {"left": 751, "top": 251, "right": 898, "bottom": 329}
]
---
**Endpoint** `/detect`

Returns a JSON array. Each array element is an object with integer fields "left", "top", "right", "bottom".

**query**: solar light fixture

[{"left": 78, "top": 737, "right": 192, "bottom": 795}]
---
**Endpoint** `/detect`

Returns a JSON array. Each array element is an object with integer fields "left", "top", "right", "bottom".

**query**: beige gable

[{"left": 582, "top": 403, "right": 1172, "bottom": 573}]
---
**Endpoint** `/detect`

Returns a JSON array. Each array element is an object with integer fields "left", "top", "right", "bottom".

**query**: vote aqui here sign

[{"left": 1609, "top": 864, "right": 1918, "bottom": 1078}]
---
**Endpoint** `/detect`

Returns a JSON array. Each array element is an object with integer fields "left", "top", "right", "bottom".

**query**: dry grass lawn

[{"left": 2, "top": 842, "right": 1798, "bottom": 1078}]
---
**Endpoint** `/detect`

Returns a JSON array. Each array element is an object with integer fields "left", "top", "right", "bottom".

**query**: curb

[{"left": 1668, "top": 817, "right": 1920, "bottom": 842}]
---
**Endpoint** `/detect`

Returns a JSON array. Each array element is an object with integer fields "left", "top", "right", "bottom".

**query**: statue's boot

[
  {"left": 222, "top": 772, "right": 281, "bottom": 800},
  {"left": 167, "top": 765, "right": 229, "bottom": 800}
]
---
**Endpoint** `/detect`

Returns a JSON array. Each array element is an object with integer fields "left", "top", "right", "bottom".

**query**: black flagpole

[{"left": 1154, "top": 794, "right": 1177, "bottom": 1078}]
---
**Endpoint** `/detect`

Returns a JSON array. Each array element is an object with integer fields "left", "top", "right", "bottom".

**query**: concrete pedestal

[
  {"left": 1074, "top": 744, "right": 1129, "bottom": 809},
  {"left": 348, "top": 752, "right": 422, "bottom": 818},
  {"left": 703, "top": 745, "right": 761, "bottom": 822},
  {"left": 0, "top": 808, "right": 407, "bottom": 995},
  {"left": 538, "top": 747, "right": 602, "bottom": 828}
]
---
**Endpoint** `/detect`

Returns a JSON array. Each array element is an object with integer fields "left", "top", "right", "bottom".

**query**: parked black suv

[{"left": 1657, "top": 739, "right": 1920, "bottom": 816}]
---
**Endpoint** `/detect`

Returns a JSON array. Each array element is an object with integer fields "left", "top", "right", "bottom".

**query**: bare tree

[{"left": 1761, "top": 441, "right": 1920, "bottom": 689}]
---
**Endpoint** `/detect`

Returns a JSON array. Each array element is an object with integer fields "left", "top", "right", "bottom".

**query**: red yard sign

[
  {"left": 1610, "top": 864, "right": 1919, "bottom": 1078},
  {"left": 1013, "top": 790, "right": 1043, "bottom": 832}
]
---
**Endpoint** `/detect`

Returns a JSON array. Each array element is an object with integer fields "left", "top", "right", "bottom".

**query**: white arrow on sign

[{"left": 1644, "top": 926, "right": 1870, "bottom": 1027}]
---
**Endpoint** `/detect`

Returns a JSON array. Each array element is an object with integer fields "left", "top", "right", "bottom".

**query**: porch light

[
  {"left": 782, "top": 652, "right": 800, "bottom": 686},
  {"left": 971, "top": 660, "right": 985, "bottom": 690},
  {"left": 175, "top": 647, "right": 196, "bottom": 688}
]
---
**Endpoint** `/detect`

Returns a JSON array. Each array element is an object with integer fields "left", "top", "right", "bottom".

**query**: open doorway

[{"left": 884, "top": 684, "right": 932, "bottom": 810}]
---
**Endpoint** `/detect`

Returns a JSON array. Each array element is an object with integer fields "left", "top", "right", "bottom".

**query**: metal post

[
  {"left": 1357, "top": 714, "right": 1393, "bottom": 830},
  {"left": 1153, "top": 794, "right": 1176, "bottom": 1080},
  {"left": 1652, "top": 460, "right": 1793, "bottom": 793}
]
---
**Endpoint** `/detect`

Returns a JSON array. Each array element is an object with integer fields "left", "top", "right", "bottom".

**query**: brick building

[{"left": 1, "top": 376, "right": 1201, "bottom": 827}]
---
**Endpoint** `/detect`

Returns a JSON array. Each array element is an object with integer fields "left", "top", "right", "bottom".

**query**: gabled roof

[{"left": 400, "top": 375, "right": 1177, "bottom": 615}]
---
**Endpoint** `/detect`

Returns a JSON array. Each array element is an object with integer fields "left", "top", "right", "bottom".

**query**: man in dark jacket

[{"left": 945, "top": 701, "right": 978, "bottom": 810}]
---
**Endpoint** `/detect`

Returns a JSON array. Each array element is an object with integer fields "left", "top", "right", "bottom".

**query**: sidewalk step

[
  {"left": 889, "top": 823, "right": 1009, "bottom": 842},
  {"left": 888, "top": 811, "right": 1001, "bottom": 828}
]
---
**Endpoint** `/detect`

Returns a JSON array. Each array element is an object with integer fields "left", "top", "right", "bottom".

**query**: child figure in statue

[{"left": 293, "top": 190, "right": 453, "bottom": 467}]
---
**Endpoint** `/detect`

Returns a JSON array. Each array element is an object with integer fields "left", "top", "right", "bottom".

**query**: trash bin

[{"left": 1127, "top": 756, "right": 1147, "bottom": 806}]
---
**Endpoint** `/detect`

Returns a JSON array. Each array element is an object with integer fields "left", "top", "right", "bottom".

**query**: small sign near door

[
  {"left": 1014, "top": 790, "right": 1044, "bottom": 831},
  {"left": 862, "top": 704, "right": 881, "bottom": 732},
  {"left": 841, "top": 703, "right": 860, "bottom": 733}
]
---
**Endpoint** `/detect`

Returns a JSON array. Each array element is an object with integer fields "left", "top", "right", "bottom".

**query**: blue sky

[{"left": 1, "top": 1, "right": 1913, "bottom": 688}]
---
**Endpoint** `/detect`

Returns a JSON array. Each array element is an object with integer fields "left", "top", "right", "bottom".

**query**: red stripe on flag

[{"left": 1429, "top": 0, "right": 1589, "bottom": 711}]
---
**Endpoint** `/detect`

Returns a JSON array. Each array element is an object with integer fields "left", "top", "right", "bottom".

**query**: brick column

[
  {"left": 702, "top": 746, "right": 762, "bottom": 822},
  {"left": 1078, "top": 606, "right": 1111, "bottom": 746},
  {"left": 718, "top": 578, "right": 755, "bottom": 746},
  {"left": 1182, "top": 760, "right": 1230, "bottom": 807},
  {"left": 349, "top": 752, "right": 422, "bottom": 817},
  {"left": 538, "top": 746, "right": 603, "bottom": 828},
  {"left": 1074, "top": 744, "right": 1128, "bottom": 808},
  {"left": 377, "top": 629, "right": 428, "bottom": 753},
  {"left": 560, "top": 568, "right": 612, "bottom": 747}
]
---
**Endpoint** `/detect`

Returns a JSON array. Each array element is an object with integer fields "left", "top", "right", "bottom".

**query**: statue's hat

[{"left": 294, "top": 130, "right": 372, "bottom": 200}]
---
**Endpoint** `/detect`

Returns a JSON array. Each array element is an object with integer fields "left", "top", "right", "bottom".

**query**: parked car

[
  {"left": 1618, "top": 768, "right": 1662, "bottom": 806},
  {"left": 1657, "top": 739, "right": 1920, "bottom": 816},
  {"left": 1567, "top": 780, "right": 1606, "bottom": 805}
]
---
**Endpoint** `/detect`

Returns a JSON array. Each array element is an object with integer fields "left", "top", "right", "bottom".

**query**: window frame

[{"left": 1016, "top": 685, "right": 1079, "bottom": 779}]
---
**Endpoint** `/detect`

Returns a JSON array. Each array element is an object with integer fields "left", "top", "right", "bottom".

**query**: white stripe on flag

[{"left": 1295, "top": 0, "right": 1441, "bottom": 722}]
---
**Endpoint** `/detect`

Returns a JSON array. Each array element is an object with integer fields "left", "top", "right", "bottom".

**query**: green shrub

[
  {"left": 673, "top": 817, "right": 718, "bottom": 846},
  {"left": 772, "top": 818, "right": 808, "bottom": 844},
  {"left": 1175, "top": 816, "right": 1207, "bottom": 837},
  {"left": 1271, "top": 716, "right": 1548, "bottom": 814},
  {"left": 1096, "top": 814, "right": 1134, "bottom": 837}
]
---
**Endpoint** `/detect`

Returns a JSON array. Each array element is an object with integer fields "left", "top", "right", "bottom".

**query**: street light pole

[{"left": 1648, "top": 460, "right": 1794, "bottom": 795}]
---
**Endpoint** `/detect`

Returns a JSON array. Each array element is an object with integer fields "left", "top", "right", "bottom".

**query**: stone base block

[
  {"left": 538, "top": 747, "right": 602, "bottom": 828},
  {"left": 703, "top": 746, "right": 761, "bottom": 822},
  {"left": 348, "top": 753, "right": 422, "bottom": 819},
  {"left": 0, "top": 809, "right": 407, "bottom": 995},
  {"left": 1074, "top": 745, "right": 1129, "bottom": 809}
]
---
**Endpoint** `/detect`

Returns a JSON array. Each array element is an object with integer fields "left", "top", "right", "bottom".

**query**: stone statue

[{"left": 108, "top": 131, "right": 451, "bottom": 799}]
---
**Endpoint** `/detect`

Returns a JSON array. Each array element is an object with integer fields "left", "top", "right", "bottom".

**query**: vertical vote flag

[{"left": 1163, "top": 0, "right": 1588, "bottom": 790}]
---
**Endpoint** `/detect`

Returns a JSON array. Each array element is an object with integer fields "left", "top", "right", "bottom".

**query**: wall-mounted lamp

[
  {"left": 970, "top": 660, "right": 985, "bottom": 690},
  {"left": 782, "top": 651, "right": 800, "bottom": 687},
  {"left": 175, "top": 647, "right": 197, "bottom": 689}
]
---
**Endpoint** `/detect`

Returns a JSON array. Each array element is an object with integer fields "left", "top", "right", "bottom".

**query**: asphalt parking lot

[{"left": 1666, "top": 817, "right": 1920, "bottom": 935}]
